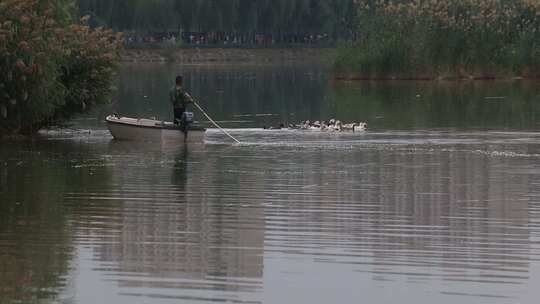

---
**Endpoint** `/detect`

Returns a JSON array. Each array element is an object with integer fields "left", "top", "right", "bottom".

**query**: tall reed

[{"left": 335, "top": 0, "right": 540, "bottom": 79}]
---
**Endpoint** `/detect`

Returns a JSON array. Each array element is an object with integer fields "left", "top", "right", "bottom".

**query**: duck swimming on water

[{"left": 287, "top": 119, "right": 367, "bottom": 132}]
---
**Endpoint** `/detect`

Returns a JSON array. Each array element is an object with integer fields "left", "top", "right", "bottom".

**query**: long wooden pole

[{"left": 192, "top": 101, "right": 241, "bottom": 144}]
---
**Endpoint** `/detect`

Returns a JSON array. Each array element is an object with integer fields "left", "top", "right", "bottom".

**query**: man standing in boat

[{"left": 169, "top": 75, "right": 193, "bottom": 134}]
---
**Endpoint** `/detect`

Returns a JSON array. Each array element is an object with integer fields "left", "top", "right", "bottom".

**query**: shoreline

[
  {"left": 119, "top": 48, "right": 539, "bottom": 81},
  {"left": 331, "top": 72, "right": 540, "bottom": 82},
  {"left": 120, "top": 47, "right": 336, "bottom": 65}
]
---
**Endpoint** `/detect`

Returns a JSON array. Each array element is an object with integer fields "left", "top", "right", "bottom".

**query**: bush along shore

[
  {"left": 334, "top": 0, "right": 540, "bottom": 80},
  {"left": 0, "top": 0, "right": 121, "bottom": 136}
]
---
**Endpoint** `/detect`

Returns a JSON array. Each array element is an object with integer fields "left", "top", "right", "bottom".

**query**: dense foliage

[
  {"left": 77, "top": 0, "right": 357, "bottom": 38},
  {"left": 335, "top": 0, "right": 540, "bottom": 79},
  {"left": 0, "top": 0, "right": 121, "bottom": 135}
]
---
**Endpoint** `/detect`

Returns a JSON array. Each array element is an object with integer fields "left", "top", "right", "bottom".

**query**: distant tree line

[{"left": 77, "top": 0, "right": 358, "bottom": 41}]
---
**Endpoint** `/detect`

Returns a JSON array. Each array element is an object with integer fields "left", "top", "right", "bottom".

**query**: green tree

[{"left": 0, "top": 0, "right": 121, "bottom": 134}]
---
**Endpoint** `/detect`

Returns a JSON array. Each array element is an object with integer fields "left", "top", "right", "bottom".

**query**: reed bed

[{"left": 335, "top": 0, "right": 540, "bottom": 79}]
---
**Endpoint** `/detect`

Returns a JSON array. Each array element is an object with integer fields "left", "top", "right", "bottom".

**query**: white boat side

[{"left": 106, "top": 115, "right": 205, "bottom": 142}]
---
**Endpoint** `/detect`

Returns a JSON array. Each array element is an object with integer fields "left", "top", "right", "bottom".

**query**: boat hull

[{"left": 106, "top": 115, "right": 205, "bottom": 142}]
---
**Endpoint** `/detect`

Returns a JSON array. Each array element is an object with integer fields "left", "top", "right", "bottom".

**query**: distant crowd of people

[{"left": 122, "top": 31, "right": 335, "bottom": 46}]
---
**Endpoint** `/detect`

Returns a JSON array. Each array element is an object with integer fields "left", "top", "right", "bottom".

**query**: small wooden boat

[{"left": 106, "top": 114, "right": 206, "bottom": 142}]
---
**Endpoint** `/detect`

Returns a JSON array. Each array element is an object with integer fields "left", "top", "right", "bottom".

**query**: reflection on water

[
  {"left": 85, "top": 142, "right": 264, "bottom": 295},
  {"left": 110, "top": 64, "right": 328, "bottom": 128},
  {"left": 107, "top": 64, "right": 540, "bottom": 130},
  {"left": 1, "top": 64, "right": 540, "bottom": 304},
  {"left": 2, "top": 130, "right": 540, "bottom": 303},
  {"left": 0, "top": 140, "right": 111, "bottom": 303}
]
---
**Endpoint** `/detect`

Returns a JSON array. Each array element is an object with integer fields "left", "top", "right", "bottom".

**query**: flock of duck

[{"left": 265, "top": 119, "right": 368, "bottom": 132}]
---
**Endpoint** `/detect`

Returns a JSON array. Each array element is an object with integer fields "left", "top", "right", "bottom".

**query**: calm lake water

[{"left": 1, "top": 64, "right": 540, "bottom": 304}]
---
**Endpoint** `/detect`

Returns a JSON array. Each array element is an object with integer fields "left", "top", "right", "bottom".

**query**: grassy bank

[{"left": 334, "top": 0, "right": 540, "bottom": 80}]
